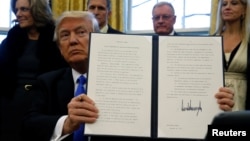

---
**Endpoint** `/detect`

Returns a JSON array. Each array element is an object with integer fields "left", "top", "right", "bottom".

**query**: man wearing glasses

[{"left": 152, "top": 2, "right": 178, "bottom": 35}]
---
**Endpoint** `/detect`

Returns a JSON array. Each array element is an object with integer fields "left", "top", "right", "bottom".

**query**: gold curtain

[
  {"left": 210, "top": 0, "right": 219, "bottom": 35},
  {"left": 109, "top": 0, "right": 124, "bottom": 32},
  {"left": 52, "top": 0, "right": 124, "bottom": 32},
  {"left": 52, "top": 0, "right": 87, "bottom": 18}
]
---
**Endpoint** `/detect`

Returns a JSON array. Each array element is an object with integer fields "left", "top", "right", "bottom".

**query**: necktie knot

[
  {"left": 77, "top": 75, "right": 86, "bottom": 85},
  {"left": 75, "top": 75, "right": 87, "bottom": 96}
]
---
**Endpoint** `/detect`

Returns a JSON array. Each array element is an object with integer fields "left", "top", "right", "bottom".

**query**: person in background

[
  {"left": 212, "top": 0, "right": 250, "bottom": 111},
  {"left": 87, "top": 0, "right": 123, "bottom": 33},
  {"left": 0, "top": 0, "right": 67, "bottom": 140},
  {"left": 152, "top": 1, "right": 178, "bottom": 35}
]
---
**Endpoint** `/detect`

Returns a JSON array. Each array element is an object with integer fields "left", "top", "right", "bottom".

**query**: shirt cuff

[{"left": 50, "top": 115, "right": 70, "bottom": 141}]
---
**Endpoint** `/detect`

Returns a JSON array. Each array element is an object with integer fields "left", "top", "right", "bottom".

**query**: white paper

[
  {"left": 85, "top": 33, "right": 153, "bottom": 137},
  {"left": 158, "top": 36, "right": 223, "bottom": 139}
]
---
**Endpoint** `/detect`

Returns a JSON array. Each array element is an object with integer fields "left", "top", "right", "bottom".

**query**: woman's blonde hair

[{"left": 214, "top": 0, "right": 250, "bottom": 46}]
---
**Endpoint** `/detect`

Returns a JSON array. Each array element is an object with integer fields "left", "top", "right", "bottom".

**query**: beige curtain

[
  {"left": 210, "top": 0, "right": 219, "bottom": 35},
  {"left": 52, "top": 0, "right": 124, "bottom": 32}
]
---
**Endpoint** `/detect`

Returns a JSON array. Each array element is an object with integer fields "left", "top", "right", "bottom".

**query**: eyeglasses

[
  {"left": 15, "top": 7, "right": 30, "bottom": 13},
  {"left": 152, "top": 15, "right": 174, "bottom": 21}
]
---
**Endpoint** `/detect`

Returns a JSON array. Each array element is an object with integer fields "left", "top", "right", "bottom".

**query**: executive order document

[{"left": 85, "top": 33, "right": 224, "bottom": 140}]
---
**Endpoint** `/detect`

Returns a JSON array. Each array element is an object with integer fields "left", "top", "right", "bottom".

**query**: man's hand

[
  {"left": 63, "top": 94, "right": 99, "bottom": 135},
  {"left": 215, "top": 87, "right": 234, "bottom": 111}
]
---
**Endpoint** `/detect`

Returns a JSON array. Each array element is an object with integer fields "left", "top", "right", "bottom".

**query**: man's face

[
  {"left": 57, "top": 17, "right": 93, "bottom": 66},
  {"left": 87, "top": 0, "right": 111, "bottom": 29},
  {"left": 152, "top": 5, "right": 176, "bottom": 35}
]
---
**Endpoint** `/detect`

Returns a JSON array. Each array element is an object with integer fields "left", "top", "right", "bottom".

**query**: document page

[
  {"left": 85, "top": 33, "right": 153, "bottom": 137},
  {"left": 157, "top": 36, "right": 224, "bottom": 139}
]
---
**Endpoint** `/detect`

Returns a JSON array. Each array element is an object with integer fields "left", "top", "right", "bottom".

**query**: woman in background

[
  {"left": 0, "top": 0, "right": 67, "bottom": 140},
  {"left": 213, "top": 0, "right": 250, "bottom": 111}
]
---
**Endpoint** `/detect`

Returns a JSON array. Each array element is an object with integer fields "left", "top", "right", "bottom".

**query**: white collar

[
  {"left": 100, "top": 24, "right": 108, "bottom": 33},
  {"left": 72, "top": 69, "right": 87, "bottom": 83},
  {"left": 169, "top": 30, "right": 175, "bottom": 35}
]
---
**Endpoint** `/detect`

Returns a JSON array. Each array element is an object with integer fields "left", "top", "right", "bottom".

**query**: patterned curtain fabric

[
  {"left": 51, "top": 0, "right": 123, "bottom": 32},
  {"left": 210, "top": 0, "right": 219, "bottom": 35}
]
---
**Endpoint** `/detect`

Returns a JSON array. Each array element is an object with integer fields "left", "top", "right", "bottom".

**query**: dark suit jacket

[
  {"left": 150, "top": 31, "right": 179, "bottom": 36},
  {"left": 173, "top": 31, "right": 179, "bottom": 36},
  {"left": 107, "top": 24, "right": 123, "bottom": 34},
  {"left": 22, "top": 68, "right": 74, "bottom": 141},
  {"left": 209, "top": 111, "right": 250, "bottom": 125}
]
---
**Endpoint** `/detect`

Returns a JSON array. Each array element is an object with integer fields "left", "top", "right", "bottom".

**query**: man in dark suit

[
  {"left": 87, "top": 0, "right": 123, "bottom": 34},
  {"left": 152, "top": 2, "right": 178, "bottom": 35}
]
